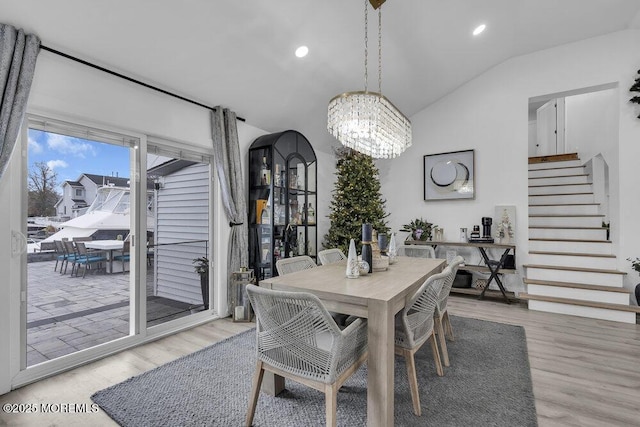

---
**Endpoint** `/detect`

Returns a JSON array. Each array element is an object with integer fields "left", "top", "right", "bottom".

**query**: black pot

[
  {"left": 200, "top": 274, "right": 209, "bottom": 310},
  {"left": 635, "top": 283, "right": 640, "bottom": 306}
]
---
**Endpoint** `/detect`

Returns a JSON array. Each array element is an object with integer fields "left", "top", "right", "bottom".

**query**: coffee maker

[
  {"left": 482, "top": 217, "right": 493, "bottom": 239},
  {"left": 468, "top": 217, "right": 494, "bottom": 243}
]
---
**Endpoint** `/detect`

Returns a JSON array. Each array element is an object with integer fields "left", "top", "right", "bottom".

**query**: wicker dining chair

[
  {"left": 245, "top": 284, "right": 368, "bottom": 427},
  {"left": 397, "top": 244, "right": 436, "bottom": 258},
  {"left": 275, "top": 255, "right": 317, "bottom": 275},
  {"left": 433, "top": 256, "right": 465, "bottom": 368},
  {"left": 317, "top": 248, "right": 346, "bottom": 266},
  {"left": 395, "top": 267, "right": 449, "bottom": 416}
]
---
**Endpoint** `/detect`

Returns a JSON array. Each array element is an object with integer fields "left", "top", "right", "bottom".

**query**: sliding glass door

[
  {"left": 145, "top": 141, "right": 213, "bottom": 328},
  {"left": 11, "top": 113, "right": 215, "bottom": 388},
  {"left": 22, "top": 116, "right": 138, "bottom": 368}
]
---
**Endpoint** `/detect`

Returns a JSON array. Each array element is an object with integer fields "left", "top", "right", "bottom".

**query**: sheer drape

[
  {"left": 0, "top": 23, "right": 40, "bottom": 180},
  {"left": 211, "top": 107, "right": 248, "bottom": 314}
]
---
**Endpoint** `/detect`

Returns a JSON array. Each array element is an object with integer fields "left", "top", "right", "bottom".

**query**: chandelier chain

[
  {"left": 378, "top": 7, "right": 382, "bottom": 94},
  {"left": 364, "top": 0, "right": 368, "bottom": 92}
]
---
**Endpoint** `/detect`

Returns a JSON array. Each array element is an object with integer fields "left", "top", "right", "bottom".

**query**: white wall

[
  {"left": 565, "top": 89, "right": 619, "bottom": 164},
  {"left": 380, "top": 29, "right": 640, "bottom": 299}
]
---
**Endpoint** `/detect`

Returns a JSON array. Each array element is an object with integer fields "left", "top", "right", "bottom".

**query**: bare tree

[{"left": 28, "top": 162, "right": 60, "bottom": 217}]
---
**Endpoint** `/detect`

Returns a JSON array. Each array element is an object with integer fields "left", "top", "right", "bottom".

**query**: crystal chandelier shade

[
  {"left": 328, "top": 90, "right": 411, "bottom": 159},
  {"left": 327, "top": 0, "right": 412, "bottom": 159}
]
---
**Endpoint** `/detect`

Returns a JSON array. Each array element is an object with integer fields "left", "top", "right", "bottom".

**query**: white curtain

[
  {"left": 211, "top": 107, "right": 248, "bottom": 314},
  {"left": 0, "top": 23, "right": 40, "bottom": 180}
]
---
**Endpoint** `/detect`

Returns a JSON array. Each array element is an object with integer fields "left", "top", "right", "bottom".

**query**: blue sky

[{"left": 28, "top": 129, "right": 130, "bottom": 190}]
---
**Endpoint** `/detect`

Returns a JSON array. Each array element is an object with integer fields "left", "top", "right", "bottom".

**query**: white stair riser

[
  {"left": 526, "top": 267, "right": 624, "bottom": 287},
  {"left": 528, "top": 253, "right": 617, "bottom": 270},
  {"left": 527, "top": 284, "right": 629, "bottom": 305},
  {"left": 528, "top": 167, "right": 585, "bottom": 178},
  {"left": 528, "top": 160, "right": 583, "bottom": 170},
  {"left": 528, "top": 300, "right": 636, "bottom": 323},
  {"left": 529, "top": 216, "right": 603, "bottom": 228},
  {"left": 529, "top": 228, "right": 607, "bottom": 240},
  {"left": 529, "top": 240, "right": 612, "bottom": 254},
  {"left": 529, "top": 184, "right": 593, "bottom": 195},
  {"left": 528, "top": 204, "right": 599, "bottom": 215},
  {"left": 529, "top": 194, "right": 595, "bottom": 204},
  {"left": 528, "top": 175, "right": 590, "bottom": 186}
]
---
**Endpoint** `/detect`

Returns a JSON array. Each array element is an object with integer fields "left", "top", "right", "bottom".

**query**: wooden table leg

[
  {"left": 367, "top": 299, "right": 395, "bottom": 426},
  {"left": 261, "top": 372, "right": 285, "bottom": 396}
]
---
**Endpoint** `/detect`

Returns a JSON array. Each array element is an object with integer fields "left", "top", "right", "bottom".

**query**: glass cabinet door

[{"left": 248, "top": 131, "right": 316, "bottom": 280}]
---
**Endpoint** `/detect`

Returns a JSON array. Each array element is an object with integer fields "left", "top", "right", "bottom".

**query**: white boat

[{"left": 43, "top": 186, "right": 154, "bottom": 243}]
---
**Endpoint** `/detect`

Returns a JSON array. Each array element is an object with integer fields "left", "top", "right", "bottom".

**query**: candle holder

[{"left": 231, "top": 269, "right": 255, "bottom": 322}]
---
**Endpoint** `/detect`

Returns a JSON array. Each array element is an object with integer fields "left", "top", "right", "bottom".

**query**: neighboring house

[{"left": 55, "top": 173, "right": 130, "bottom": 219}]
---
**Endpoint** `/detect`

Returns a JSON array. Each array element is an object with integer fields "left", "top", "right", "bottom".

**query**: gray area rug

[{"left": 92, "top": 316, "right": 537, "bottom": 426}]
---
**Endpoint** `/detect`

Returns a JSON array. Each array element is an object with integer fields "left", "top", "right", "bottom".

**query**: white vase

[
  {"left": 388, "top": 232, "right": 398, "bottom": 264},
  {"left": 346, "top": 238, "right": 360, "bottom": 279}
]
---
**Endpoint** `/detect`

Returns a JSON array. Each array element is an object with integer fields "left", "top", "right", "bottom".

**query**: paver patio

[{"left": 27, "top": 259, "right": 200, "bottom": 365}]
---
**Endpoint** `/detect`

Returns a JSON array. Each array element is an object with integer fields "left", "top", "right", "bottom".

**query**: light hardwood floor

[{"left": 1, "top": 297, "right": 638, "bottom": 426}]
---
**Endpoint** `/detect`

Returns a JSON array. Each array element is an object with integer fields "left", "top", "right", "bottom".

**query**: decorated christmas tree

[
  {"left": 631, "top": 69, "right": 640, "bottom": 119},
  {"left": 323, "top": 148, "right": 389, "bottom": 254}
]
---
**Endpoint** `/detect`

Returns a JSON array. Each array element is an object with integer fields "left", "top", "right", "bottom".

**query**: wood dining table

[{"left": 259, "top": 256, "right": 446, "bottom": 427}]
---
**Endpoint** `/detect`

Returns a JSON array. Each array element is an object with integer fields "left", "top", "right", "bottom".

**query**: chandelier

[{"left": 327, "top": 0, "right": 411, "bottom": 159}]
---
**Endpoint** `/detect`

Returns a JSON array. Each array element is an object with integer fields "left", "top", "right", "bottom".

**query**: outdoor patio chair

[
  {"left": 74, "top": 242, "right": 107, "bottom": 278},
  {"left": 433, "top": 256, "right": 465, "bottom": 368},
  {"left": 394, "top": 267, "right": 449, "bottom": 416},
  {"left": 245, "top": 284, "right": 368, "bottom": 427},
  {"left": 397, "top": 244, "right": 436, "bottom": 258},
  {"left": 317, "top": 248, "right": 346, "bottom": 266},
  {"left": 62, "top": 240, "right": 79, "bottom": 275},
  {"left": 113, "top": 240, "right": 131, "bottom": 274},
  {"left": 53, "top": 240, "right": 67, "bottom": 272},
  {"left": 113, "top": 241, "right": 130, "bottom": 274}
]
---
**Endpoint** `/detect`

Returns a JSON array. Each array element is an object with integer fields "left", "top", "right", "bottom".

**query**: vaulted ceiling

[{"left": 3, "top": 0, "right": 640, "bottom": 151}]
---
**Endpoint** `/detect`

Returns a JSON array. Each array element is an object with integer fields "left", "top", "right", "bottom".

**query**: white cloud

[
  {"left": 28, "top": 137, "right": 43, "bottom": 154},
  {"left": 46, "top": 134, "right": 96, "bottom": 158},
  {"left": 47, "top": 159, "right": 69, "bottom": 170}
]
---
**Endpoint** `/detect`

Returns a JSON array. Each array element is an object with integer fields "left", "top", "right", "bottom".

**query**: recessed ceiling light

[
  {"left": 295, "top": 46, "right": 309, "bottom": 58},
  {"left": 473, "top": 24, "right": 486, "bottom": 36}
]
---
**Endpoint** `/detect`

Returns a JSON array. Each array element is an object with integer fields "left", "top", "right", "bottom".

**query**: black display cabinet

[{"left": 248, "top": 130, "right": 317, "bottom": 280}]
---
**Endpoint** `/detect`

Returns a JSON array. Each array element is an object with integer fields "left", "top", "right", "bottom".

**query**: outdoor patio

[{"left": 27, "top": 259, "right": 198, "bottom": 366}]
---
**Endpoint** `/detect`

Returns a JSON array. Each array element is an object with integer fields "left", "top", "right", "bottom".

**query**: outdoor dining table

[
  {"left": 259, "top": 256, "right": 446, "bottom": 427},
  {"left": 84, "top": 240, "right": 124, "bottom": 273}
]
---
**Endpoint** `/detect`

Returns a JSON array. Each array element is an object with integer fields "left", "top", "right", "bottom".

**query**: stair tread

[
  {"left": 528, "top": 165, "right": 585, "bottom": 171},
  {"left": 529, "top": 250, "right": 616, "bottom": 258},
  {"left": 524, "top": 264, "right": 626, "bottom": 275},
  {"left": 523, "top": 278, "right": 630, "bottom": 293},
  {"left": 529, "top": 183, "right": 592, "bottom": 188},
  {"left": 519, "top": 293, "right": 640, "bottom": 313},
  {"left": 529, "top": 214, "right": 605, "bottom": 218},
  {"left": 529, "top": 238, "right": 611, "bottom": 243},
  {"left": 529, "top": 226, "right": 606, "bottom": 230},
  {"left": 529, "top": 174, "right": 589, "bottom": 179},
  {"left": 529, "top": 206, "right": 600, "bottom": 207},
  {"left": 529, "top": 192, "right": 594, "bottom": 197},
  {"left": 528, "top": 153, "right": 579, "bottom": 164}
]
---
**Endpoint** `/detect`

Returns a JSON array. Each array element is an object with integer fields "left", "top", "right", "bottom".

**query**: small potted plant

[
  {"left": 193, "top": 256, "right": 209, "bottom": 310},
  {"left": 627, "top": 257, "right": 640, "bottom": 305},
  {"left": 401, "top": 218, "right": 435, "bottom": 241}
]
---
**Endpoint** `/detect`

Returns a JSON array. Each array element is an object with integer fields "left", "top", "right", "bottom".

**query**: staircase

[{"left": 521, "top": 153, "right": 639, "bottom": 324}]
